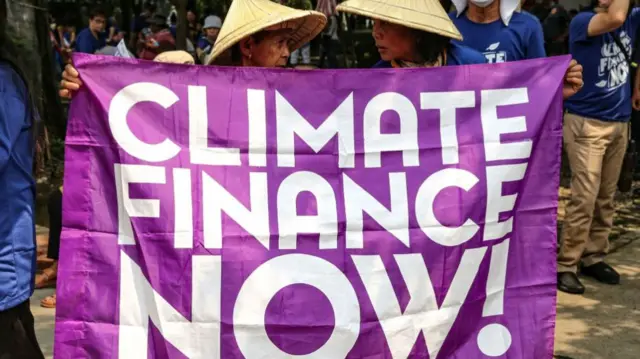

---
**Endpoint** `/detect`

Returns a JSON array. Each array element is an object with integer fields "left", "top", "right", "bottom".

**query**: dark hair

[
  {"left": 229, "top": 31, "right": 268, "bottom": 64},
  {"left": 1, "top": 0, "right": 65, "bottom": 173},
  {"left": 414, "top": 30, "right": 451, "bottom": 65},
  {"left": 144, "top": 2, "right": 156, "bottom": 13},
  {"left": 89, "top": 7, "right": 107, "bottom": 20}
]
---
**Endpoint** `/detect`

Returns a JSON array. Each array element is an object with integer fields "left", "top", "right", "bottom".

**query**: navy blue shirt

[
  {"left": 450, "top": 11, "right": 546, "bottom": 63},
  {"left": 564, "top": 8, "right": 640, "bottom": 121},
  {"left": 75, "top": 28, "right": 107, "bottom": 54},
  {"left": 0, "top": 62, "right": 36, "bottom": 311},
  {"left": 373, "top": 41, "right": 487, "bottom": 68},
  {"left": 197, "top": 36, "right": 211, "bottom": 50}
]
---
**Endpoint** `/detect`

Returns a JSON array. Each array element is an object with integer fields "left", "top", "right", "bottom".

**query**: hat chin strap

[{"left": 452, "top": 0, "right": 520, "bottom": 25}]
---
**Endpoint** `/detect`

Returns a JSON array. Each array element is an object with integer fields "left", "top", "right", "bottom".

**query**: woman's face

[
  {"left": 187, "top": 11, "right": 196, "bottom": 23},
  {"left": 241, "top": 30, "right": 291, "bottom": 68},
  {"left": 372, "top": 20, "right": 419, "bottom": 62}
]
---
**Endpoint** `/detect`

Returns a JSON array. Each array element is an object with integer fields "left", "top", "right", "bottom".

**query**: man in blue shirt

[
  {"left": 74, "top": 7, "right": 107, "bottom": 54},
  {"left": 449, "top": 0, "right": 584, "bottom": 99},
  {"left": 450, "top": 0, "right": 546, "bottom": 62},
  {"left": 0, "top": 0, "right": 44, "bottom": 357},
  {"left": 558, "top": 0, "right": 640, "bottom": 295}
]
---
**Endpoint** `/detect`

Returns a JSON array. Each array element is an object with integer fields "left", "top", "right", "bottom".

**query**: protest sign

[{"left": 54, "top": 54, "right": 569, "bottom": 358}]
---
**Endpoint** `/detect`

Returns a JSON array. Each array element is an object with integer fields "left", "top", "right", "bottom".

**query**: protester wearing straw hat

[
  {"left": 205, "top": 0, "right": 327, "bottom": 67},
  {"left": 449, "top": 0, "right": 583, "bottom": 98},
  {"left": 336, "top": 0, "right": 487, "bottom": 67},
  {"left": 58, "top": 0, "right": 325, "bottom": 98},
  {"left": 155, "top": 50, "right": 196, "bottom": 64}
]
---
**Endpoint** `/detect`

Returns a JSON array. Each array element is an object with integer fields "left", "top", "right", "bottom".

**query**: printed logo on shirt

[
  {"left": 596, "top": 31, "right": 633, "bottom": 90},
  {"left": 483, "top": 42, "right": 507, "bottom": 63}
]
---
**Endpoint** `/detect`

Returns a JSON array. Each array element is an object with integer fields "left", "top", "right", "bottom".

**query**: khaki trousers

[{"left": 558, "top": 113, "right": 629, "bottom": 273}]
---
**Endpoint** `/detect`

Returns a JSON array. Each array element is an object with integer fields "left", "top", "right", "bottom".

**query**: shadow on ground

[
  {"left": 554, "top": 178, "right": 640, "bottom": 359},
  {"left": 554, "top": 240, "right": 640, "bottom": 359}
]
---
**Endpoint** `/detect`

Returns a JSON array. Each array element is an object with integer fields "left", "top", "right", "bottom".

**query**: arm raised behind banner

[
  {"left": 59, "top": 64, "right": 82, "bottom": 100},
  {"left": 586, "top": 0, "right": 630, "bottom": 37}
]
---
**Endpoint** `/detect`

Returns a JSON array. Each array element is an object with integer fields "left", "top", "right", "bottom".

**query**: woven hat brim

[
  {"left": 208, "top": 11, "right": 327, "bottom": 64},
  {"left": 336, "top": 0, "right": 463, "bottom": 41}
]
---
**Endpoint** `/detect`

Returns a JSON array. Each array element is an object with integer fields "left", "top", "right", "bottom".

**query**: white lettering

[
  {"left": 119, "top": 251, "right": 221, "bottom": 358},
  {"left": 173, "top": 168, "right": 193, "bottom": 248},
  {"left": 420, "top": 91, "right": 475, "bottom": 165},
  {"left": 234, "top": 254, "right": 360, "bottom": 358},
  {"left": 115, "top": 164, "right": 165, "bottom": 245},
  {"left": 277, "top": 171, "right": 338, "bottom": 249},
  {"left": 481, "top": 88, "right": 532, "bottom": 162},
  {"left": 484, "top": 164, "right": 528, "bottom": 241},
  {"left": 276, "top": 92, "right": 355, "bottom": 168},
  {"left": 415, "top": 168, "right": 479, "bottom": 246},
  {"left": 353, "top": 247, "right": 487, "bottom": 359},
  {"left": 248, "top": 89, "right": 267, "bottom": 167},
  {"left": 189, "top": 86, "right": 241, "bottom": 166},
  {"left": 109, "top": 83, "right": 180, "bottom": 162},
  {"left": 344, "top": 172, "right": 409, "bottom": 249},
  {"left": 202, "top": 172, "right": 270, "bottom": 249},
  {"left": 364, "top": 92, "right": 419, "bottom": 168}
]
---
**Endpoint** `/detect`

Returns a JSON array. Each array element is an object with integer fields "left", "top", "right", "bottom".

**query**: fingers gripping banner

[{"left": 55, "top": 54, "right": 569, "bottom": 359}]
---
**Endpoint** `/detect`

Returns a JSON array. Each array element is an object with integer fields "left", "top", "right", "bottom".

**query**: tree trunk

[
  {"left": 121, "top": 0, "right": 132, "bottom": 47},
  {"left": 173, "top": 0, "right": 188, "bottom": 50}
]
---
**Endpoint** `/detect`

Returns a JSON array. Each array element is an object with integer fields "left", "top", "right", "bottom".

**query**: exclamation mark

[{"left": 477, "top": 239, "right": 512, "bottom": 357}]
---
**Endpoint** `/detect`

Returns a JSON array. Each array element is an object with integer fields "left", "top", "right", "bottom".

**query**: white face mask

[{"left": 470, "top": 0, "right": 495, "bottom": 7}]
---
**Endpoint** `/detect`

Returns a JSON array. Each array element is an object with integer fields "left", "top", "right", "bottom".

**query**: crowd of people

[
  {"left": 47, "top": 0, "right": 345, "bottom": 70},
  {"left": 48, "top": 3, "right": 225, "bottom": 68},
  {"left": 1, "top": 0, "right": 639, "bottom": 356}
]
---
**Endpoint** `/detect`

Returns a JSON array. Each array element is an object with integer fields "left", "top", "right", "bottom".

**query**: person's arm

[
  {"left": 0, "top": 69, "right": 27, "bottom": 172},
  {"left": 586, "top": 0, "right": 630, "bottom": 36},
  {"left": 527, "top": 18, "right": 547, "bottom": 59},
  {"left": 69, "top": 28, "right": 76, "bottom": 45}
]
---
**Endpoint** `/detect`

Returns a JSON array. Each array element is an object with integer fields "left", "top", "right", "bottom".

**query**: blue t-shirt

[
  {"left": 373, "top": 41, "right": 487, "bottom": 68},
  {"left": 197, "top": 36, "right": 211, "bottom": 50},
  {"left": 75, "top": 28, "right": 107, "bottom": 54},
  {"left": 564, "top": 9, "right": 640, "bottom": 121},
  {"left": 450, "top": 11, "right": 546, "bottom": 63},
  {"left": 0, "top": 62, "right": 36, "bottom": 311}
]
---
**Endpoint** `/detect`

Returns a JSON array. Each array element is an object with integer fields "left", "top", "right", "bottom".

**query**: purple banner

[{"left": 54, "top": 54, "right": 569, "bottom": 359}]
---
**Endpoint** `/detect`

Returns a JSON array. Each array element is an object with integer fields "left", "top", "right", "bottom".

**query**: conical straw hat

[
  {"left": 208, "top": 0, "right": 327, "bottom": 64},
  {"left": 336, "top": 0, "right": 462, "bottom": 41}
]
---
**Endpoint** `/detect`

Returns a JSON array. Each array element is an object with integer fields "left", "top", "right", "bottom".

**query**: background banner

[{"left": 54, "top": 54, "right": 569, "bottom": 359}]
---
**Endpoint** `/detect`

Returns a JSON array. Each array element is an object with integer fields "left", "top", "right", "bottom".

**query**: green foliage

[{"left": 46, "top": 134, "right": 65, "bottom": 181}]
